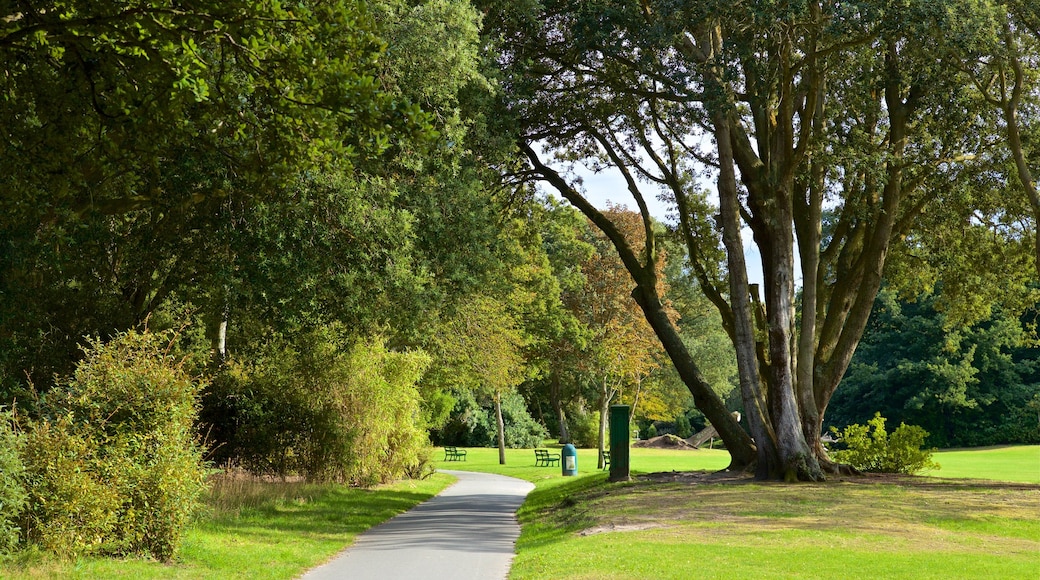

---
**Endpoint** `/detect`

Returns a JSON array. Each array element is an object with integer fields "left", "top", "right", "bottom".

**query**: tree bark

[
  {"left": 520, "top": 141, "right": 757, "bottom": 470},
  {"left": 710, "top": 105, "right": 781, "bottom": 479},
  {"left": 550, "top": 372, "right": 570, "bottom": 443},
  {"left": 495, "top": 393, "right": 506, "bottom": 465},
  {"left": 597, "top": 379, "right": 610, "bottom": 469}
]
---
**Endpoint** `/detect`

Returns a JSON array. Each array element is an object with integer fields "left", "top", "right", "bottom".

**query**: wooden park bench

[
  {"left": 535, "top": 448, "right": 560, "bottom": 467},
  {"left": 602, "top": 450, "right": 610, "bottom": 470},
  {"left": 443, "top": 446, "right": 467, "bottom": 462}
]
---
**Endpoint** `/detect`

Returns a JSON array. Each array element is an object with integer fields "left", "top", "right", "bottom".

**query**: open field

[
  {"left": 925, "top": 446, "right": 1040, "bottom": 483},
  {"left": 436, "top": 445, "right": 1040, "bottom": 579},
  {"left": 510, "top": 472, "right": 1040, "bottom": 579},
  {"left": 436, "top": 444, "right": 1040, "bottom": 484},
  {"left": 2, "top": 445, "right": 1036, "bottom": 579}
]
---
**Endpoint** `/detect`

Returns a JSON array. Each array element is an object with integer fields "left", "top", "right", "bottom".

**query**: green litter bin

[{"left": 562, "top": 443, "right": 577, "bottom": 476}]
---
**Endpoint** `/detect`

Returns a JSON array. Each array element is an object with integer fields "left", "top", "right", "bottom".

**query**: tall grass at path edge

[{"left": 0, "top": 472, "right": 455, "bottom": 579}]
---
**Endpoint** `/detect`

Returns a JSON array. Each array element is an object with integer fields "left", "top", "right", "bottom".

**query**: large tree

[
  {"left": 485, "top": 0, "right": 1034, "bottom": 479},
  {"left": 565, "top": 208, "right": 666, "bottom": 467},
  {"left": 0, "top": 0, "right": 507, "bottom": 397}
]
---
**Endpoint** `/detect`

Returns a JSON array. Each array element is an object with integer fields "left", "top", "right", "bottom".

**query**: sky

[{"left": 544, "top": 158, "right": 772, "bottom": 287}]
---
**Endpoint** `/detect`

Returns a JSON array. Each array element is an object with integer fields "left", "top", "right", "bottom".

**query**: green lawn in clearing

[
  {"left": 927, "top": 445, "right": 1040, "bottom": 484},
  {"left": 437, "top": 444, "right": 1040, "bottom": 580},
  {"left": 4, "top": 445, "right": 1036, "bottom": 579},
  {"left": 508, "top": 470, "right": 1040, "bottom": 579},
  {"left": 435, "top": 444, "right": 732, "bottom": 483},
  {"left": 436, "top": 444, "right": 1040, "bottom": 484},
  {"left": 0, "top": 474, "right": 455, "bottom": 580}
]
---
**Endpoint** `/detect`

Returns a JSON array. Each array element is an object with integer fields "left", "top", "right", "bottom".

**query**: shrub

[
  {"left": 566, "top": 408, "right": 600, "bottom": 448},
  {"left": 21, "top": 329, "right": 206, "bottom": 561},
  {"left": 830, "top": 413, "right": 939, "bottom": 475},
  {"left": 644, "top": 423, "right": 658, "bottom": 439},
  {"left": 0, "top": 409, "right": 27, "bottom": 554},
  {"left": 208, "top": 328, "right": 433, "bottom": 485},
  {"left": 675, "top": 414, "right": 693, "bottom": 439},
  {"left": 446, "top": 390, "right": 548, "bottom": 449}
]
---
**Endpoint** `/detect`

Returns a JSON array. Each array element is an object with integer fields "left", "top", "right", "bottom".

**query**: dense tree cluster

[
  {"left": 0, "top": 1, "right": 1035, "bottom": 563},
  {"left": 828, "top": 289, "right": 1040, "bottom": 448},
  {"left": 480, "top": 0, "right": 1038, "bottom": 479}
]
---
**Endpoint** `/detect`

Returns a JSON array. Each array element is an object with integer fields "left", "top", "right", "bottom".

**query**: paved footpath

[{"left": 299, "top": 470, "right": 535, "bottom": 580}]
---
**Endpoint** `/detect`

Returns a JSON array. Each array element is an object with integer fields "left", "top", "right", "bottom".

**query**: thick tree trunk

[
  {"left": 495, "top": 393, "right": 506, "bottom": 465},
  {"left": 631, "top": 283, "right": 757, "bottom": 469},
  {"left": 760, "top": 223, "right": 823, "bottom": 481},
  {"left": 520, "top": 141, "right": 757, "bottom": 470},
  {"left": 794, "top": 70, "right": 827, "bottom": 464},
  {"left": 598, "top": 382, "right": 610, "bottom": 469},
  {"left": 550, "top": 372, "right": 570, "bottom": 443},
  {"left": 708, "top": 104, "right": 779, "bottom": 478}
]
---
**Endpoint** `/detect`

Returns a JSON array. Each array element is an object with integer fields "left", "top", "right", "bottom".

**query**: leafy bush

[
  {"left": 21, "top": 329, "right": 206, "bottom": 561},
  {"left": 568, "top": 409, "right": 600, "bottom": 448},
  {"left": 444, "top": 390, "right": 548, "bottom": 449},
  {"left": 207, "top": 328, "right": 433, "bottom": 485},
  {"left": 644, "top": 423, "right": 658, "bottom": 439},
  {"left": 0, "top": 409, "right": 27, "bottom": 554},
  {"left": 830, "top": 413, "right": 939, "bottom": 475},
  {"left": 675, "top": 414, "right": 693, "bottom": 439}
]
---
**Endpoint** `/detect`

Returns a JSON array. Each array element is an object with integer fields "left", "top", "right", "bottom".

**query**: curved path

[{"left": 299, "top": 470, "right": 535, "bottom": 580}]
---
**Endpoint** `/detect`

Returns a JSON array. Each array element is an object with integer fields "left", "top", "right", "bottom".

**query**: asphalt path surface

[{"left": 299, "top": 470, "right": 535, "bottom": 580}]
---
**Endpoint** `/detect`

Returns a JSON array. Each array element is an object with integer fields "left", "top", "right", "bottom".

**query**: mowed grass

[
  {"left": 512, "top": 474, "right": 1040, "bottom": 579},
  {"left": 437, "top": 445, "right": 1040, "bottom": 579},
  {"left": 926, "top": 445, "right": 1040, "bottom": 483},
  {"left": 436, "top": 444, "right": 1040, "bottom": 484},
  {"left": 435, "top": 444, "right": 732, "bottom": 483},
  {"left": 0, "top": 472, "right": 455, "bottom": 579}
]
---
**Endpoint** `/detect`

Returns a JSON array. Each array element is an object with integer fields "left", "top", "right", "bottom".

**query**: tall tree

[
  {"left": 484, "top": 0, "right": 1031, "bottom": 479},
  {"left": 518, "top": 197, "right": 595, "bottom": 443},
  {"left": 0, "top": 0, "right": 504, "bottom": 400},
  {"left": 436, "top": 296, "right": 527, "bottom": 465},
  {"left": 564, "top": 208, "right": 667, "bottom": 467}
]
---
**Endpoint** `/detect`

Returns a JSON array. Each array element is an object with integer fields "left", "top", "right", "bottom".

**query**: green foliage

[
  {"left": 20, "top": 417, "right": 122, "bottom": 557},
  {"left": 829, "top": 289, "right": 1040, "bottom": 447},
  {"left": 208, "top": 328, "right": 433, "bottom": 485},
  {"left": 830, "top": 414, "right": 939, "bottom": 475},
  {"left": 675, "top": 414, "right": 693, "bottom": 439},
  {"left": 21, "top": 329, "right": 206, "bottom": 561},
  {"left": 441, "top": 390, "right": 548, "bottom": 448},
  {"left": 568, "top": 409, "right": 601, "bottom": 448},
  {"left": 644, "top": 423, "right": 658, "bottom": 440},
  {"left": 0, "top": 0, "right": 501, "bottom": 407},
  {"left": 0, "top": 410, "right": 26, "bottom": 554}
]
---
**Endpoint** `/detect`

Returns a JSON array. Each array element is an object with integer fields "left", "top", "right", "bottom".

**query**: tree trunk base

[{"left": 818, "top": 456, "right": 862, "bottom": 476}]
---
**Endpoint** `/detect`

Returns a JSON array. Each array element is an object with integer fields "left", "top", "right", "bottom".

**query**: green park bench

[
  {"left": 443, "top": 446, "right": 467, "bottom": 461},
  {"left": 602, "top": 450, "right": 610, "bottom": 470},
  {"left": 535, "top": 448, "right": 560, "bottom": 467}
]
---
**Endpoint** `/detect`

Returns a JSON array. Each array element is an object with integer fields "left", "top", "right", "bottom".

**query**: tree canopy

[{"left": 483, "top": 0, "right": 1038, "bottom": 479}]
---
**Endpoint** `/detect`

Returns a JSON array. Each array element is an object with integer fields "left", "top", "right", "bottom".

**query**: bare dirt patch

[
  {"left": 631, "top": 434, "right": 698, "bottom": 449},
  {"left": 578, "top": 522, "right": 667, "bottom": 536}
]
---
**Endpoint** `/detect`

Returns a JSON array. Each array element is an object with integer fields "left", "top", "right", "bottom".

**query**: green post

[{"left": 609, "top": 405, "right": 630, "bottom": 482}]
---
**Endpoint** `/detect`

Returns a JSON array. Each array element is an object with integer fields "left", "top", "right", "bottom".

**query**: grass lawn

[
  {"left": 0, "top": 473, "right": 455, "bottom": 579},
  {"left": 436, "top": 444, "right": 1040, "bottom": 579},
  {"left": 3, "top": 444, "right": 1036, "bottom": 578},
  {"left": 926, "top": 446, "right": 1040, "bottom": 484}
]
